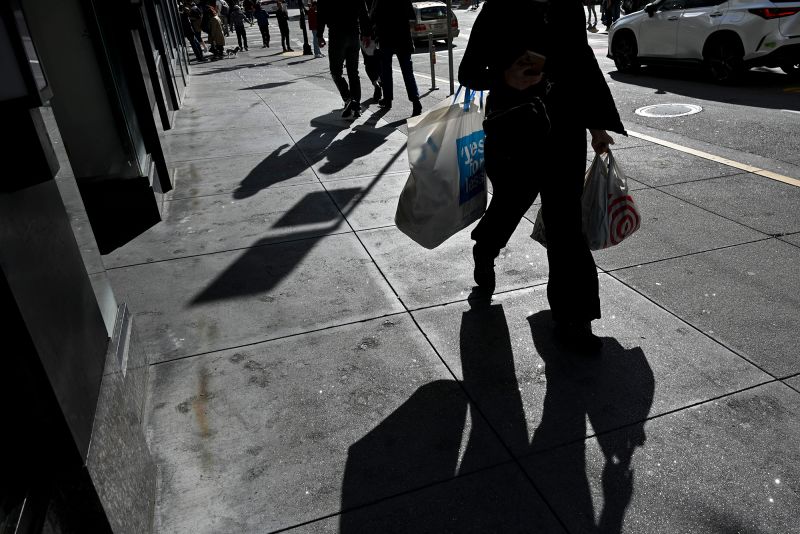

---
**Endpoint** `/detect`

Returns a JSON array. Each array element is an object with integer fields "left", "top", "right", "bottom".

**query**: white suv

[{"left": 608, "top": 0, "right": 800, "bottom": 82}]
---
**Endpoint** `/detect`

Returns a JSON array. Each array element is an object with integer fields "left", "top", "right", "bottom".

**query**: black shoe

[
  {"left": 378, "top": 98, "right": 392, "bottom": 110},
  {"left": 472, "top": 244, "right": 496, "bottom": 295},
  {"left": 372, "top": 84, "right": 382, "bottom": 101},
  {"left": 411, "top": 99, "right": 422, "bottom": 117},
  {"left": 553, "top": 321, "right": 603, "bottom": 353},
  {"left": 342, "top": 99, "right": 360, "bottom": 119},
  {"left": 287, "top": 47, "right": 294, "bottom": 52}
]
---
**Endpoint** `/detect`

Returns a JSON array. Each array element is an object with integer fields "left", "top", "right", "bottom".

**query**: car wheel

[
  {"left": 781, "top": 61, "right": 800, "bottom": 80},
  {"left": 704, "top": 36, "right": 744, "bottom": 84},
  {"left": 613, "top": 32, "right": 640, "bottom": 74}
]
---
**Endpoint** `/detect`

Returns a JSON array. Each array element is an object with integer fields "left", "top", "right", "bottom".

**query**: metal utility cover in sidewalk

[{"left": 635, "top": 104, "right": 703, "bottom": 118}]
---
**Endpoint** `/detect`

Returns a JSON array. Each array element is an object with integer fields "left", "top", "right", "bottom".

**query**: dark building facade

[{"left": 1, "top": 0, "right": 189, "bottom": 532}]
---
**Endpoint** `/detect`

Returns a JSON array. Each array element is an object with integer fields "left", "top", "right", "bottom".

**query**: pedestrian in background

[
  {"left": 316, "top": 0, "right": 370, "bottom": 119},
  {"left": 230, "top": 3, "right": 249, "bottom": 50},
  {"left": 370, "top": 0, "right": 422, "bottom": 116},
  {"left": 458, "top": 0, "right": 625, "bottom": 351},
  {"left": 243, "top": 0, "right": 255, "bottom": 24},
  {"left": 585, "top": 0, "right": 597, "bottom": 29},
  {"left": 307, "top": 0, "right": 323, "bottom": 57},
  {"left": 189, "top": 2, "right": 208, "bottom": 51},
  {"left": 217, "top": 0, "right": 230, "bottom": 36},
  {"left": 276, "top": 0, "right": 293, "bottom": 51},
  {"left": 254, "top": 3, "right": 271, "bottom": 48},
  {"left": 181, "top": 6, "right": 206, "bottom": 61},
  {"left": 208, "top": 5, "right": 226, "bottom": 57}
]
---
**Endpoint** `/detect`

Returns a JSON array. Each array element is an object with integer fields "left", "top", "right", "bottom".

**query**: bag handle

[{"left": 454, "top": 86, "right": 485, "bottom": 112}]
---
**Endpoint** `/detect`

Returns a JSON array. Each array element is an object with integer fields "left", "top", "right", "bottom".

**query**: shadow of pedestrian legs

[
  {"left": 336, "top": 301, "right": 561, "bottom": 531},
  {"left": 233, "top": 111, "right": 400, "bottom": 199},
  {"left": 526, "top": 310, "right": 655, "bottom": 534}
]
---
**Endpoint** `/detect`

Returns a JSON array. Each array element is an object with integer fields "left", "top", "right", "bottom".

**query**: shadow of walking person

[
  {"left": 336, "top": 300, "right": 565, "bottom": 532},
  {"left": 526, "top": 310, "right": 655, "bottom": 534},
  {"left": 232, "top": 111, "right": 401, "bottom": 199}
]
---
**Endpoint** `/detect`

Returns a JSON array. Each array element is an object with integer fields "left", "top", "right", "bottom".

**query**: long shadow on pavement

[
  {"left": 525, "top": 310, "right": 654, "bottom": 533},
  {"left": 233, "top": 111, "right": 399, "bottom": 199},
  {"left": 192, "top": 124, "right": 406, "bottom": 304},
  {"left": 335, "top": 304, "right": 655, "bottom": 531}
]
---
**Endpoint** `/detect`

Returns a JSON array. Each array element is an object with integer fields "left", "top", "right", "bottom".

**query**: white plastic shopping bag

[
  {"left": 395, "top": 87, "right": 487, "bottom": 249},
  {"left": 532, "top": 150, "right": 641, "bottom": 250}
]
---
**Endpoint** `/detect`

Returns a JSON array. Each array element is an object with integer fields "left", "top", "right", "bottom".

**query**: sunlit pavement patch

[{"left": 635, "top": 103, "right": 703, "bottom": 118}]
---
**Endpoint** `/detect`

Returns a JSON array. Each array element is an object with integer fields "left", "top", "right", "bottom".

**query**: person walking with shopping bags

[
  {"left": 370, "top": 0, "right": 422, "bottom": 116},
  {"left": 458, "top": 0, "right": 626, "bottom": 351},
  {"left": 316, "top": 0, "right": 371, "bottom": 119}
]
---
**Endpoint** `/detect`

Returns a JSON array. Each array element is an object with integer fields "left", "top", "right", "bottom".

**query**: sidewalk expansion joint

[
  {"left": 601, "top": 236, "right": 773, "bottom": 274},
  {"left": 104, "top": 228, "right": 355, "bottom": 271},
  {"left": 605, "top": 270, "right": 784, "bottom": 382},
  {"left": 264, "top": 457, "right": 520, "bottom": 534},
  {"left": 514, "top": 377, "right": 782, "bottom": 465},
  {"left": 149, "top": 310, "right": 410, "bottom": 368},
  {"left": 653, "top": 181, "right": 796, "bottom": 238}
]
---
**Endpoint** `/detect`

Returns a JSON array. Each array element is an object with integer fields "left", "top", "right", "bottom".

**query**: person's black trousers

[
  {"left": 235, "top": 24, "right": 248, "bottom": 49},
  {"left": 378, "top": 44, "right": 419, "bottom": 102},
  {"left": 362, "top": 48, "right": 381, "bottom": 86},
  {"left": 472, "top": 125, "right": 600, "bottom": 323},
  {"left": 258, "top": 24, "right": 270, "bottom": 46},
  {"left": 328, "top": 31, "right": 361, "bottom": 104},
  {"left": 278, "top": 22, "right": 291, "bottom": 50}
]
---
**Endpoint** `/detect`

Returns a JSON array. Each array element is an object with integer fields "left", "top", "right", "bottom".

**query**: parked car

[
  {"left": 410, "top": 1, "right": 460, "bottom": 42},
  {"left": 259, "top": 0, "right": 279, "bottom": 13},
  {"left": 608, "top": 0, "right": 800, "bottom": 82}
]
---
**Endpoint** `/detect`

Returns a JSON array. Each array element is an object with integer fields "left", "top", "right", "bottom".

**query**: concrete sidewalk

[{"left": 107, "top": 23, "right": 800, "bottom": 534}]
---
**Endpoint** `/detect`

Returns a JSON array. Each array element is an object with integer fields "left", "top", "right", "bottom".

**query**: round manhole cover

[{"left": 634, "top": 103, "right": 703, "bottom": 118}]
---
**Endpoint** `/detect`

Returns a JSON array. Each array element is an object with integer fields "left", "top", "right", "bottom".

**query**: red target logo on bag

[{"left": 606, "top": 194, "right": 641, "bottom": 247}]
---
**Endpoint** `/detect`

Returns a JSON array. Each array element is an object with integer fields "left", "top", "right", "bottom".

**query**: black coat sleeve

[
  {"left": 457, "top": 5, "right": 503, "bottom": 90},
  {"left": 561, "top": 2, "right": 626, "bottom": 134}
]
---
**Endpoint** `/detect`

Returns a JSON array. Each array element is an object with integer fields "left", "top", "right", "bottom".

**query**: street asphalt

[{"left": 105, "top": 8, "right": 800, "bottom": 533}]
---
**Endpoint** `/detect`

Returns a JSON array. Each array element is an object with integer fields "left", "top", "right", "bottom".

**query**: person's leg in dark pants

[
  {"left": 344, "top": 35, "right": 361, "bottom": 113},
  {"left": 362, "top": 49, "right": 381, "bottom": 100},
  {"left": 194, "top": 30, "right": 207, "bottom": 51},
  {"left": 328, "top": 33, "right": 351, "bottom": 104},
  {"left": 259, "top": 26, "right": 270, "bottom": 47},
  {"left": 378, "top": 46, "right": 394, "bottom": 107},
  {"left": 471, "top": 136, "right": 541, "bottom": 292},
  {"left": 279, "top": 24, "right": 292, "bottom": 50},
  {"left": 396, "top": 50, "right": 421, "bottom": 114},
  {"left": 539, "top": 129, "right": 600, "bottom": 325},
  {"left": 472, "top": 137, "right": 540, "bottom": 259},
  {"left": 187, "top": 35, "right": 204, "bottom": 61},
  {"left": 235, "top": 25, "right": 248, "bottom": 49}
]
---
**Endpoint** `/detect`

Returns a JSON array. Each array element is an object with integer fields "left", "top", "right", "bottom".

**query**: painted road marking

[
  {"left": 628, "top": 130, "right": 800, "bottom": 187},
  {"left": 396, "top": 67, "right": 451, "bottom": 87}
]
